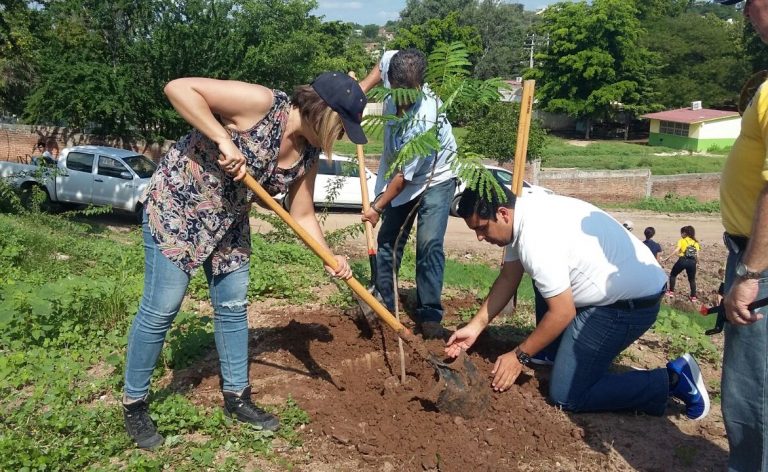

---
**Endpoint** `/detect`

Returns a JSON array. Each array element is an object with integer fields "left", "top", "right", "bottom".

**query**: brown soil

[
  {"left": 158, "top": 208, "right": 730, "bottom": 470},
  {"left": 167, "top": 291, "right": 728, "bottom": 471}
]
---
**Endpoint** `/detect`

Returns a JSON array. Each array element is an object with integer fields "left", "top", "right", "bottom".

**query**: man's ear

[{"left": 497, "top": 206, "right": 511, "bottom": 223}]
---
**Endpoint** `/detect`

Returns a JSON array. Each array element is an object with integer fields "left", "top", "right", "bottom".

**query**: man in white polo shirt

[{"left": 445, "top": 185, "right": 709, "bottom": 419}]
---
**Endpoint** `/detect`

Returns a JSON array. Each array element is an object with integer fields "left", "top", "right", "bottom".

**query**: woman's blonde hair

[{"left": 291, "top": 85, "right": 344, "bottom": 159}]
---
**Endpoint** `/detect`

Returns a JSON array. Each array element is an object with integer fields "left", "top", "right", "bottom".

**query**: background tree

[
  {"left": 643, "top": 11, "right": 747, "bottom": 109},
  {"left": 397, "top": 0, "right": 475, "bottom": 30},
  {"left": 389, "top": 11, "right": 482, "bottom": 60},
  {"left": 529, "top": 0, "right": 661, "bottom": 139},
  {"left": 463, "top": 102, "right": 547, "bottom": 164},
  {"left": 362, "top": 24, "right": 379, "bottom": 39},
  {"left": 0, "top": 0, "right": 42, "bottom": 118}
]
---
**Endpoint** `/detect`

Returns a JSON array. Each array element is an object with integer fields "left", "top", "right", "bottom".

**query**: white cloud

[{"left": 319, "top": 1, "right": 363, "bottom": 9}]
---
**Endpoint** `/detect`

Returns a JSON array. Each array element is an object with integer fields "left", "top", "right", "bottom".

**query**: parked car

[
  {"left": 450, "top": 164, "right": 554, "bottom": 217},
  {"left": 0, "top": 145, "right": 157, "bottom": 220},
  {"left": 276, "top": 153, "right": 377, "bottom": 210}
]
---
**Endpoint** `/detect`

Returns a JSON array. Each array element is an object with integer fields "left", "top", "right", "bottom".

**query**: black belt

[
  {"left": 724, "top": 232, "right": 748, "bottom": 253},
  {"left": 602, "top": 292, "right": 663, "bottom": 310}
]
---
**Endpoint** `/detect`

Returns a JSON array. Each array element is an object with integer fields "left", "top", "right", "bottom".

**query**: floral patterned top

[{"left": 140, "top": 90, "right": 319, "bottom": 275}]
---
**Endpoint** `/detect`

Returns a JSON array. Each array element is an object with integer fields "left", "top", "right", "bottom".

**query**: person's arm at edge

[
  {"left": 361, "top": 172, "right": 407, "bottom": 227},
  {"left": 359, "top": 63, "right": 382, "bottom": 94},
  {"left": 287, "top": 160, "right": 352, "bottom": 279},
  {"left": 725, "top": 182, "right": 768, "bottom": 324}
]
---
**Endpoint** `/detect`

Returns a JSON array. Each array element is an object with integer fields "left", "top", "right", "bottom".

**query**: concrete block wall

[
  {"left": 537, "top": 168, "right": 651, "bottom": 203},
  {"left": 650, "top": 173, "right": 721, "bottom": 202}
]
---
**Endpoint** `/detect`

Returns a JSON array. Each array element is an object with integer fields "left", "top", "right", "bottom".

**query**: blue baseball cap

[{"left": 311, "top": 71, "right": 368, "bottom": 145}]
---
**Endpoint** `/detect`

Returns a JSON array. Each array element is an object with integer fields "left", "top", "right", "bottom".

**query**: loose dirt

[{"left": 159, "top": 208, "right": 730, "bottom": 470}]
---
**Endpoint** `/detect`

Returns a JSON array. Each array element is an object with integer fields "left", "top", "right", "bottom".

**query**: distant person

[
  {"left": 121, "top": 73, "right": 363, "bottom": 450},
  {"left": 642, "top": 227, "right": 663, "bottom": 262},
  {"left": 34, "top": 141, "right": 55, "bottom": 165},
  {"left": 359, "top": 49, "right": 458, "bottom": 339},
  {"left": 446, "top": 187, "right": 709, "bottom": 421},
  {"left": 622, "top": 220, "right": 634, "bottom": 232},
  {"left": 665, "top": 225, "right": 700, "bottom": 302},
  {"left": 715, "top": 1, "right": 768, "bottom": 469}
]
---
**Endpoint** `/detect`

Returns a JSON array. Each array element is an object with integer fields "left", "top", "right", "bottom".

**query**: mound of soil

[{"left": 170, "top": 294, "right": 728, "bottom": 471}]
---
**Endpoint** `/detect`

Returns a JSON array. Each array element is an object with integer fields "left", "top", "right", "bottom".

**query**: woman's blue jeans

[
  {"left": 722, "top": 246, "right": 768, "bottom": 472},
  {"left": 537, "top": 293, "right": 669, "bottom": 415},
  {"left": 124, "top": 214, "right": 250, "bottom": 400},
  {"left": 375, "top": 179, "right": 456, "bottom": 323}
]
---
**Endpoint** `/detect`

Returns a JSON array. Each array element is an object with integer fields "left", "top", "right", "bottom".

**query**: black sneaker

[
  {"left": 123, "top": 398, "right": 164, "bottom": 450},
  {"left": 418, "top": 321, "right": 447, "bottom": 340},
  {"left": 223, "top": 386, "right": 280, "bottom": 431}
]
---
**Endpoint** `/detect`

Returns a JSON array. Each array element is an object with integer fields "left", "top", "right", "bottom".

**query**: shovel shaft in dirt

[
  {"left": 356, "top": 144, "right": 378, "bottom": 285},
  {"left": 243, "top": 173, "right": 407, "bottom": 335}
]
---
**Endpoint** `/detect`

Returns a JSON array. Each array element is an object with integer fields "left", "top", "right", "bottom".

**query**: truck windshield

[{"left": 123, "top": 155, "right": 157, "bottom": 179}]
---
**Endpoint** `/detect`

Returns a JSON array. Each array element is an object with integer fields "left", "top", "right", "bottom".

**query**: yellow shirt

[
  {"left": 720, "top": 78, "right": 768, "bottom": 237},
  {"left": 676, "top": 237, "right": 701, "bottom": 258}
]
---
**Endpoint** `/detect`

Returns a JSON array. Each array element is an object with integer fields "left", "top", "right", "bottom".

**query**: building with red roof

[{"left": 641, "top": 102, "right": 740, "bottom": 152}]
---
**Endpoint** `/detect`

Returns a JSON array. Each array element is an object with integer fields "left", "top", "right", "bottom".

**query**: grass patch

[
  {"left": 542, "top": 137, "right": 726, "bottom": 175},
  {"left": 653, "top": 306, "right": 719, "bottom": 364},
  {"left": 607, "top": 194, "right": 720, "bottom": 214}
]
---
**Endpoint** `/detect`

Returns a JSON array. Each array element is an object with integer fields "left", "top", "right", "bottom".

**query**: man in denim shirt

[{"left": 360, "top": 49, "right": 457, "bottom": 339}]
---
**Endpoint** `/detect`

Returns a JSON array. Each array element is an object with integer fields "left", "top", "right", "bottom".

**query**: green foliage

[
  {"left": 653, "top": 307, "right": 719, "bottom": 363},
  {"left": 626, "top": 194, "right": 720, "bottom": 214},
  {"left": 390, "top": 11, "right": 482, "bottom": 59},
  {"left": 463, "top": 102, "right": 549, "bottom": 163},
  {"left": 529, "top": 0, "right": 662, "bottom": 139},
  {"left": 542, "top": 137, "right": 726, "bottom": 175},
  {"left": 643, "top": 11, "right": 747, "bottom": 109}
]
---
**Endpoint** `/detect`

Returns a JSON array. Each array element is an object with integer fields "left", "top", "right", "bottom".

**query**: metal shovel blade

[{"left": 431, "top": 351, "right": 490, "bottom": 418}]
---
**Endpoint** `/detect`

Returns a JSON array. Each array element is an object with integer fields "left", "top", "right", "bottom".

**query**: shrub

[{"left": 462, "top": 102, "right": 548, "bottom": 164}]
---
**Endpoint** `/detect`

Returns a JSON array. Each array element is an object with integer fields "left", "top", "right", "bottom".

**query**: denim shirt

[
  {"left": 374, "top": 84, "right": 457, "bottom": 207},
  {"left": 141, "top": 90, "right": 318, "bottom": 275}
]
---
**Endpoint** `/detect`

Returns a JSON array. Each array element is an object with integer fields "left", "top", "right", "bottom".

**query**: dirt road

[{"left": 253, "top": 206, "right": 726, "bottom": 263}]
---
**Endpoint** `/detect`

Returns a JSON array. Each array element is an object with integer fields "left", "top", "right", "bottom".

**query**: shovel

[
  {"left": 243, "top": 172, "right": 489, "bottom": 417},
  {"left": 354, "top": 144, "right": 385, "bottom": 325}
]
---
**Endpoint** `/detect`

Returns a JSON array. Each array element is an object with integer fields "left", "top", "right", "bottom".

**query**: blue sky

[{"left": 312, "top": 1, "right": 556, "bottom": 25}]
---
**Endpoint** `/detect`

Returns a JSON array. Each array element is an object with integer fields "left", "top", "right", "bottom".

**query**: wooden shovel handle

[
  {"left": 512, "top": 80, "right": 535, "bottom": 198},
  {"left": 243, "top": 173, "right": 407, "bottom": 334},
  {"left": 356, "top": 145, "right": 377, "bottom": 254}
]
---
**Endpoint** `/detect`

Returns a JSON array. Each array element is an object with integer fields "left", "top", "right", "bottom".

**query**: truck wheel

[
  {"left": 20, "top": 183, "right": 51, "bottom": 210},
  {"left": 450, "top": 194, "right": 462, "bottom": 217}
]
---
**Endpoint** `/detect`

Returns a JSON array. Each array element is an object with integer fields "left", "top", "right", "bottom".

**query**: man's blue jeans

[
  {"left": 124, "top": 213, "right": 250, "bottom": 400},
  {"left": 722, "top": 246, "right": 768, "bottom": 472},
  {"left": 375, "top": 178, "right": 456, "bottom": 323},
  {"left": 546, "top": 301, "right": 669, "bottom": 415}
]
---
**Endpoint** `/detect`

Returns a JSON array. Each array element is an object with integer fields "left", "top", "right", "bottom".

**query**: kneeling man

[{"left": 445, "top": 186, "right": 709, "bottom": 420}]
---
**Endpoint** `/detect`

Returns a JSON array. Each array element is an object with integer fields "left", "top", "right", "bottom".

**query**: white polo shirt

[{"left": 504, "top": 194, "right": 666, "bottom": 307}]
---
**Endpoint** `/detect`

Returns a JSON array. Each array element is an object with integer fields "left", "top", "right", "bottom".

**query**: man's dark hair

[
  {"left": 644, "top": 227, "right": 655, "bottom": 239},
  {"left": 388, "top": 48, "right": 426, "bottom": 89},
  {"left": 456, "top": 184, "right": 516, "bottom": 220}
]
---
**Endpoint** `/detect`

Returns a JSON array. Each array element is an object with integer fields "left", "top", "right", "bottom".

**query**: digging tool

[
  {"left": 354, "top": 144, "right": 385, "bottom": 325},
  {"left": 699, "top": 296, "right": 768, "bottom": 335},
  {"left": 242, "top": 173, "right": 489, "bottom": 417}
]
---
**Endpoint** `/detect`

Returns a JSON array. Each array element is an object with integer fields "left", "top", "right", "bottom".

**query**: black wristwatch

[
  {"left": 514, "top": 346, "right": 531, "bottom": 366},
  {"left": 735, "top": 262, "right": 763, "bottom": 280}
]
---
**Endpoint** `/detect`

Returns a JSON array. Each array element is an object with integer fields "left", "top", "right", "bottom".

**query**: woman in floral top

[{"left": 122, "top": 72, "right": 367, "bottom": 450}]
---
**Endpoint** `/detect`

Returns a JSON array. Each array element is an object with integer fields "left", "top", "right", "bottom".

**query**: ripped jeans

[{"left": 123, "top": 213, "right": 250, "bottom": 399}]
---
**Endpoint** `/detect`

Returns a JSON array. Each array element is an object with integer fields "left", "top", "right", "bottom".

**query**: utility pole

[{"left": 523, "top": 33, "right": 549, "bottom": 69}]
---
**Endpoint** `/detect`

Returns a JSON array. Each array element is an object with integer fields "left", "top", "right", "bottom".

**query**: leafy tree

[
  {"left": 529, "top": 0, "right": 661, "bottom": 139},
  {"left": 398, "top": 0, "right": 475, "bottom": 30},
  {"left": 390, "top": 11, "right": 482, "bottom": 59},
  {"left": 644, "top": 12, "right": 747, "bottom": 109},
  {"left": 0, "top": 1, "right": 42, "bottom": 117},
  {"left": 469, "top": 0, "right": 537, "bottom": 80},
  {"left": 362, "top": 24, "right": 379, "bottom": 39},
  {"left": 463, "top": 102, "right": 547, "bottom": 164}
]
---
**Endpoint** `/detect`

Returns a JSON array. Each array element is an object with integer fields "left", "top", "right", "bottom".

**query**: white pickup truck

[{"left": 0, "top": 145, "right": 157, "bottom": 220}]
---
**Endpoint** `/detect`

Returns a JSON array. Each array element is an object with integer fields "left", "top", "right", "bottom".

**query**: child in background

[
  {"left": 642, "top": 226, "right": 662, "bottom": 262},
  {"left": 665, "top": 225, "right": 701, "bottom": 302}
]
